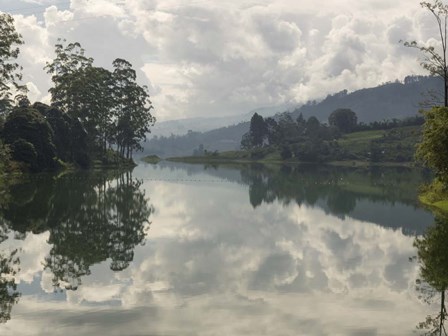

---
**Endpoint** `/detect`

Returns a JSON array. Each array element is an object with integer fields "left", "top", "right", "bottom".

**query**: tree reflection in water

[
  {"left": 0, "top": 249, "right": 20, "bottom": 324},
  {"left": 415, "top": 216, "right": 448, "bottom": 336},
  {"left": 0, "top": 169, "right": 154, "bottom": 320},
  {"left": 240, "top": 164, "right": 432, "bottom": 234},
  {"left": 43, "top": 172, "right": 153, "bottom": 290}
]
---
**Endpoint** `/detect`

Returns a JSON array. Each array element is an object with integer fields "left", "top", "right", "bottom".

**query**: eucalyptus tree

[
  {"left": 0, "top": 13, "right": 26, "bottom": 115},
  {"left": 46, "top": 42, "right": 155, "bottom": 160},
  {"left": 45, "top": 41, "right": 116, "bottom": 154},
  {"left": 112, "top": 58, "right": 155, "bottom": 159},
  {"left": 45, "top": 40, "right": 94, "bottom": 112}
]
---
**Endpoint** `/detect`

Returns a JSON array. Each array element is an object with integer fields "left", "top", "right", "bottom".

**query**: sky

[{"left": 0, "top": 0, "right": 442, "bottom": 121}]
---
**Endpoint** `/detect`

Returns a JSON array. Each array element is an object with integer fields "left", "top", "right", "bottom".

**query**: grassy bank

[
  {"left": 418, "top": 180, "right": 448, "bottom": 214},
  {"left": 141, "top": 155, "right": 161, "bottom": 164},
  {"left": 167, "top": 125, "right": 421, "bottom": 167}
]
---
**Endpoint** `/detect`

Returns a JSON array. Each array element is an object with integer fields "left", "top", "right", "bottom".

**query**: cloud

[{"left": 6, "top": 0, "right": 438, "bottom": 121}]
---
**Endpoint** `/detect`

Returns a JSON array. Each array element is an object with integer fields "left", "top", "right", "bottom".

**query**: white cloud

[{"left": 6, "top": 0, "right": 437, "bottom": 120}]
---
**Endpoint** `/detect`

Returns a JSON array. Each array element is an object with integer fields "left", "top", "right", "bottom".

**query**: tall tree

[
  {"left": 45, "top": 40, "right": 94, "bottom": 113},
  {"left": 403, "top": 1, "right": 448, "bottom": 107},
  {"left": 0, "top": 13, "right": 26, "bottom": 115},
  {"left": 112, "top": 58, "right": 155, "bottom": 159},
  {"left": 248, "top": 113, "right": 268, "bottom": 148},
  {"left": 46, "top": 41, "right": 116, "bottom": 154}
]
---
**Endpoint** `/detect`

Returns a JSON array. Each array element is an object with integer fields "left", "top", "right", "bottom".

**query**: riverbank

[
  {"left": 418, "top": 180, "right": 448, "bottom": 214},
  {"left": 166, "top": 151, "right": 416, "bottom": 168}
]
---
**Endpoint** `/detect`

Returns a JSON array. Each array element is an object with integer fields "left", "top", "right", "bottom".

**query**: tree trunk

[{"left": 440, "top": 290, "right": 445, "bottom": 336}]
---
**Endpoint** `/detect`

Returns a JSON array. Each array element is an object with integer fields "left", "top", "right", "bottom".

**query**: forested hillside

[
  {"left": 144, "top": 76, "right": 440, "bottom": 157},
  {"left": 293, "top": 76, "right": 441, "bottom": 122}
]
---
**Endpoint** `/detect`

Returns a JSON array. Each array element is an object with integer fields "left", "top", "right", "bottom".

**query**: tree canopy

[
  {"left": 328, "top": 108, "right": 358, "bottom": 133},
  {"left": 43, "top": 40, "right": 155, "bottom": 161},
  {"left": 0, "top": 13, "right": 25, "bottom": 115},
  {"left": 416, "top": 106, "right": 448, "bottom": 184}
]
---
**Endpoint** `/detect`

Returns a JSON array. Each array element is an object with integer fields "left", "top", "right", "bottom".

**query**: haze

[{"left": 0, "top": 0, "right": 436, "bottom": 121}]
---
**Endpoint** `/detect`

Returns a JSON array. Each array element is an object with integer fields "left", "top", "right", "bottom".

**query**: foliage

[
  {"left": 2, "top": 107, "right": 58, "bottom": 172},
  {"left": 0, "top": 140, "right": 13, "bottom": 176},
  {"left": 112, "top": 58, "right": 155, "bottom": 159},
  {"left": 237, "top": 111, "right": 421, "bottom": 163},
  {"left": 416, "top": 107, "right": 448, "bottom": 183},
  {"left": 402, "top": 0, "right": 448, "bottom": 106},
  {"left": 419, "top": 179, "right": 448, "bottom": 214},
  {"left": 34, "top": 102, "right": 91, "bottom": 168},
  {"left": 241, "top": 113, "right": 268, "bottom": 149},
  {"left": 338, "top": 126, "right": 421, "bottom": 163},
  {"left": 44, "top": 40, "right": 94, "bottom": 112},
  {"left": 328, "top": 108, "right": 358, "bottom": 133},
  {"left": 44, "top": 41, "right": 155, "bottom": 161},
  {"left": 0, "top": 14, "right": 26, "bottom": 115}
]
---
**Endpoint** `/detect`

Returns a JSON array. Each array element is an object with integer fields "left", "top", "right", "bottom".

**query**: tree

[
  {"left": 0, "top": 14, "right": 26, "bottom": 115},
  {"left": 45, "top": 40, "right": 94, "bottom": 112},
  {"left": 249, "top": 113, "right": 268, "bottom": 148},
  {"left": 328, "top": 108, "right": 358, "bottom": 133},
  {"left": 112, "top": 59, "right": 155, "bottom": 159},
  {"left": 416, "top": 106, "right": 448, "bottom": 184},
  {"left": 305, "top": 116, "right": 321, "bottom": 136},
  {"left": 402, "top": 1, "right": 448, "bottom": 107},
  {"left": 2, "top": 106, "right": 58, "bottom": 172},
  {"left": 277, "top": 113, "right": 300, "bottom": 143},
  {"left": 265, "top": 117, "right": 281, "bottom": 146}
]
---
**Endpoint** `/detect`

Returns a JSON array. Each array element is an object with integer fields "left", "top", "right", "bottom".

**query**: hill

[
  {"left": 292, "top": 75, "right": 442, "bottom": 123},
  {"left": 143, "top": 76, "right": 440, "bottom": 157},
  {"left": 150, "top": 103, "right": 293, "bottom": 137}
]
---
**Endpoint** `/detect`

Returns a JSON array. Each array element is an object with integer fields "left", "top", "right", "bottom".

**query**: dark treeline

[
  {"left": 0, "top": 14, "right": 155, "bottom": 173},
  {"left": 241, "top": 109, "right": 423, "bottom": 162}
]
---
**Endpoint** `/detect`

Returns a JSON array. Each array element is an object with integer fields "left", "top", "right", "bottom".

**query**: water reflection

[
  {"left": 0, "top": 250, "right": 20, "bottom": 323},
  {"left": 152, "top": 162, "right": 433, "bottom": 233},
  {"left": 0, "top": 170, "right": 153, "bottom": 319},
  {"left": 0, "top": 163, "right": 436, "bottom": 334},
  {"left": 415, "top": 216, "right": 448, "bottom": 335}
]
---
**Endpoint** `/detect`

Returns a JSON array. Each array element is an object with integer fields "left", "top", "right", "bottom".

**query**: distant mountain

[
  {"left": 143, "top": 76, "right": 441, "bottom": 157},
  {"left": 151, "top": 103, "right": 293, "bottom": 137},
  {"left": 292, "top": 75, "right": 441, "bottom": 122}
]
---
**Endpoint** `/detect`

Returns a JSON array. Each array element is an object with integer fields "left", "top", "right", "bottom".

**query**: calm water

[{"left": 0, "top": 162, "right": 438, "bottom": 335}]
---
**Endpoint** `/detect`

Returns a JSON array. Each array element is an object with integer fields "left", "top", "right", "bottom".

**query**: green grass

[
  {"left": 338, "top": 126, "right": 421, "bottom": 161},
  {"left": 141, "top": 155, "right": 161, "bottom": 164},
  {"left": 338, "top": 130, "right": 383, "bottom": 157},
  {"left": 419, "top": 179, "right": 448, "bottom": 213}
]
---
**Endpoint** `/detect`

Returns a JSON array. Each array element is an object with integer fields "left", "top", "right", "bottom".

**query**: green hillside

[{"left": 169, "top": 125, "right": 422, "bottom": 165}]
